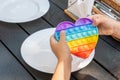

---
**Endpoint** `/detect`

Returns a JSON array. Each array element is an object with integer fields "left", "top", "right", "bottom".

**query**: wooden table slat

[
  {"left": 0, "top": 42, "right": 34, "bottom": 80},
  {"left": 0, "top": 22, "right": 53, "bottom": 80},
  {"left": 95, "top": 37, "right": 120, "bottom": 79},
  {"left": 100, "top": 36, "right": 120, "bottom": 51},
  {"left": 19, "top": 18, "right": 51, "bottom": 34},
  {"left": 43, "top": 2, "right": 73, "bottom": 27},
  {"left": 51, "top": 0, "right": 68, "bottom": 10},
  {"left": 20, "top": 1, "right": 118, "bottom": 80},
  {"left": 72, "top": 61, "right": 116, "bottom": 80},
  {"left": 0, "top": 0, "right": 119, "bottom": 79},
  {"left": 47, "top": 0, "right": 120, "bottom": 79}
]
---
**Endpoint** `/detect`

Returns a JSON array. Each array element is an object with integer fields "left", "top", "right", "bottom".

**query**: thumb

[
  {"left": 87, "top": 15, "right": 93, "bottom": 20},
  {"left": 50, "top": 35, "right": 57, "bottom": 46},
  {"left": 60, "top": 30, "right": 66, "bottom": 42},
  {"left": 88, "top": 15, "right": 96, "bottom": 26}
]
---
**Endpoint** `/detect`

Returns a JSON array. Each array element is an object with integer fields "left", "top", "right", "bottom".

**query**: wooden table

[{"left": 0, "top": 0, "right": 120, "bottom": 80}]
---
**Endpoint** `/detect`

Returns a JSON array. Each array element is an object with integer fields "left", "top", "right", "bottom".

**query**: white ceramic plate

[
  {"left": 0, "top": 0, "right": 50, "bottom": 23},
  {"left": 21, "top": 28, "right": 95, "bottom": 73}
]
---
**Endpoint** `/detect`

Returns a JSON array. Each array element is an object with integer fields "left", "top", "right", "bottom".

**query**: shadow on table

[{"left": 72, "top": 72, "right": 97, "bottom": 80}]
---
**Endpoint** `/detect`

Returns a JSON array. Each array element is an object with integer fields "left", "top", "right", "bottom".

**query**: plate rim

[
  {"left": 0, "top": 0, "right": 50, "bottom": 23},
  {"left": 20, "top": 28, "right": 95, "bottom": 73}
]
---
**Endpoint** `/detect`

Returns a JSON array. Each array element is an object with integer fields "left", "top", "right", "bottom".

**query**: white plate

[
  {"left": 21, "top": 28, "right": 95, "bottom": 73},
  {"left": 0, "top": 0, "right": 50, "bottom": 23}
]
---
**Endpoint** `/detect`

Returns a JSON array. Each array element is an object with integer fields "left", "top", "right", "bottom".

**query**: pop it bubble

[{"left": 54, "top": 18, "right": 98, "bottom": 59}]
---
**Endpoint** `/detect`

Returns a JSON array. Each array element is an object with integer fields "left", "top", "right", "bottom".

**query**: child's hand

[
  {"left": 50, "top": 31, "right": 72, "bottom": 61},
  {"left": 88, "top": 14, "right": 117, "bottom": 35}
]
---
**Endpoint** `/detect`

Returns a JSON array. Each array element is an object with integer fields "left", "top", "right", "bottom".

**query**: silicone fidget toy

[{"left": 54, "top": 18, "right": 98, "bottom": 59}]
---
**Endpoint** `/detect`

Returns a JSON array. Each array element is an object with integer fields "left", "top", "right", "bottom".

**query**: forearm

[
  {"left": 63, "top": 59, "right": 72, "bottom": 80},
  {"left": 52, "top": 59, "right": 72, "bottom": 80},
  {"left": 112, "top": 21, "right": 120, "bottom": 39}
]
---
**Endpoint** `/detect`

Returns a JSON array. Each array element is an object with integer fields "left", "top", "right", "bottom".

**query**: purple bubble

[
  {"left": 56, "top": 21, "right": 74, "bottom": 31},
  {"left": 75, "top": 18, "right": 93, "bottom": 26}
]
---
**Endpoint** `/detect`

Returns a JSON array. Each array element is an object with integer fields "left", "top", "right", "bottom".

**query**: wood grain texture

[
  {"left": 19, "top": 20, "right": 117, "bottom": 80},
  {"left": 92, "top": 6, "right": 104, "bottom": 15},
  {"left": 72, "top": 61, "right": 116, "bottom": 80},
  {"left": 51, "top": 0, "right": 68, "bottom": 10},
  {"left": 100, "top": 36, "right": 120, "bottom": 51},
  {"left": 19, "top": 18, "right": 51, "bottom": 34},
  {"left": 64, "top": 9, "right": 78, "bottom": 21},
  {"left": 0, "top": 1, "right": 76, "bottom": 80},
  {"left": 102, "top": 0, "right": 120, "bottom": 13},
  {"left": 50, "top": 0, "right": 120, "bottom": 79},
  {"left": 64, "top": 6, "right": 105, "bottom": 22},
  {"left": 0, "top": 42, "right": 34, "bottom": 80},
  {"left": 0, "top": 0, "right": 119, "bottom": 80},
  {"left": 95, "top": 37, "right": 120, "bottom": 79},
  {"left": 0, "top": 22, "right": 53, "bottom": 80},
  {"left": 19, "top": 7, "right": 76, "bottom": 80},
  {"left": 43, "top": 1, "right": 73, "bottom": 27}
]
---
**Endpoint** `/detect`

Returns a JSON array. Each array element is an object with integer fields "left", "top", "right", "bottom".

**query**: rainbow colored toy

[{"left": 54, "top": 18, "right": 98, "bottom": 59}]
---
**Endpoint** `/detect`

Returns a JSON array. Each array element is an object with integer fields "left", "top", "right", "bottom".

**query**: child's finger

[
  {"left": 88, "top": 15, "right": 97, "bottom": 26},
  {"left": 93, "top": 16, "right": 102, "bottom": 26},
  {"left": 88, "top": 15, "right": 101, "bottom": 26},
  {"left": 60, "top": 30, "right": 66, "bottom": 42},
  {"left": 50, "top": 35, "right": 57, "bottom": 45},
  {"left": 87, "top": 15, "right": 93, "bottom": 20}
]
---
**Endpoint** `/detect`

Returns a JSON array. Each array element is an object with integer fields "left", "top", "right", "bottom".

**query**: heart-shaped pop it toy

[{"left": 54, "top": 18, "right": 98, "bottom": 59}]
